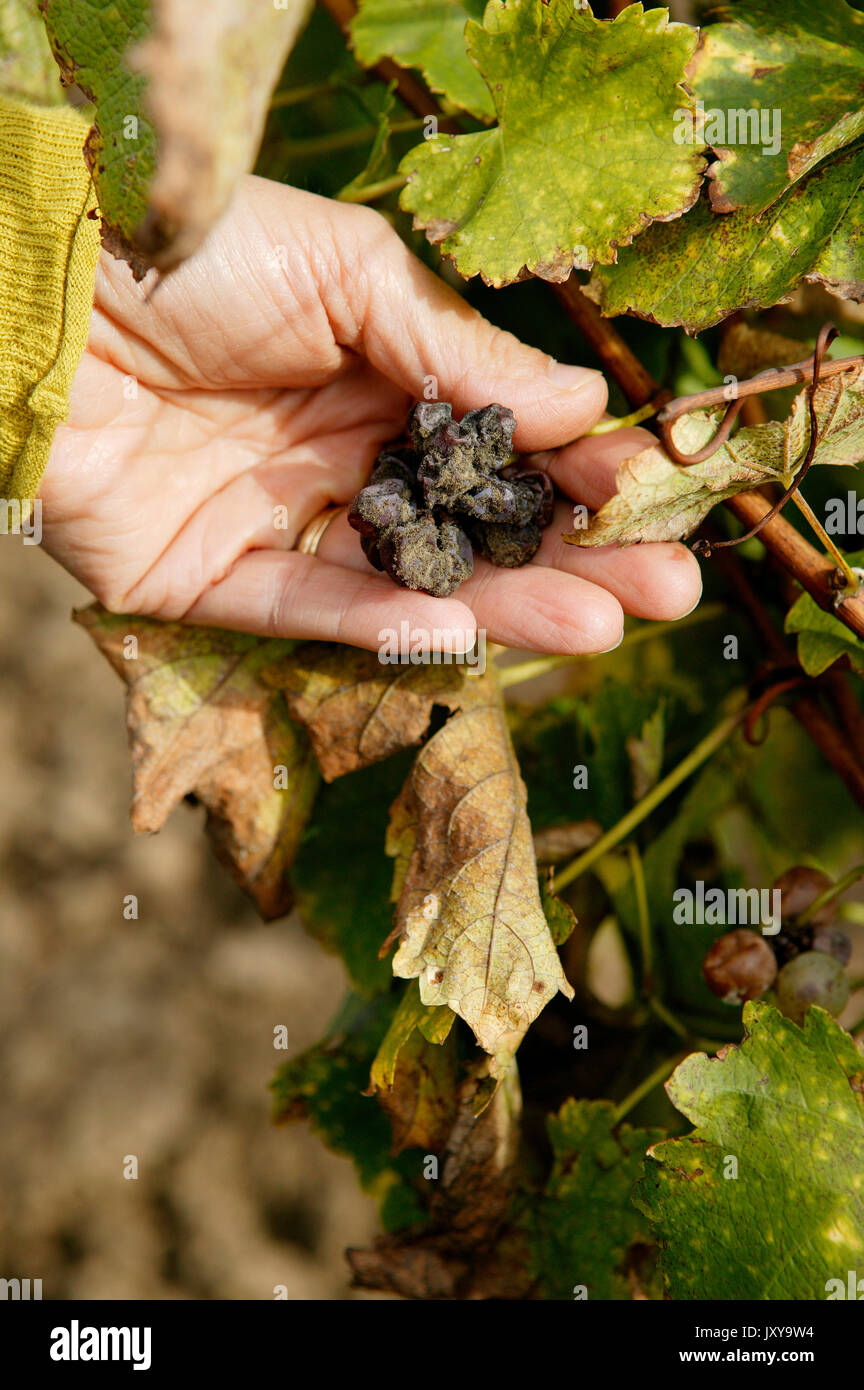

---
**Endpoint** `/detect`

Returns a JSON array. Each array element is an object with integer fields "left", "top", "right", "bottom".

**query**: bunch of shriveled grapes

[
  {"left": 348, "top": 401, "right": 553, "bottom": 597},
  {"left": 702, "top": 867, "right": 852, "bottom": 1024}
]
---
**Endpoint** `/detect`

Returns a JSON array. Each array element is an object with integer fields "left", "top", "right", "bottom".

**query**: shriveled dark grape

[
  {"left": 348, "top": 400, "right": 553, "bottom": 596},
  {"left": 379, "top": 515, "right": 473, "bottom": 600},
  {"left": 500, "top": 463, "right": 555, "bottom": 527},
  {"left": 469, "top": 519, "right": 544, "bottom": 568}
]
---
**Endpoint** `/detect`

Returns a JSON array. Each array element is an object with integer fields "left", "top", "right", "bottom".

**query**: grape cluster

[
  {"left": 348, "top": 401, "right": 554, "bottom": 597},
  {"left": 702, "top": 866, "right": 852, "bottom": 1025}
]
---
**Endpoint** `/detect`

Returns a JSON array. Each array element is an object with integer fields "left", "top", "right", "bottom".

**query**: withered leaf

[
  {"left": 368, "top": 980, "right": 457, "bottom": 1155},
  {"left": 348, "top": 1060, "right": 531, "bottom": 1299},
  {"left": 384, "top": 672, "right": 574, "bottom": 1056},
  {"left": 368, "top": 1000, "right": 460, "bottom": 1156},
  {"left": 75, "top": 606, "right": 318, "bottom": 919},
  {"left": 280, "top": 645, "right": 573, "bottom": 1058},
  {"left": 43, "top": 0, "right": 313, "bottom": 276},
  {"left": 278, "top": 643, "right": 469, "bottom": 781},
  {"left": 369, "top": 981, "right": 455, "bottom": 1093},
  {"left": 566, "top": 365, "right": 864, "bottom": 547}
]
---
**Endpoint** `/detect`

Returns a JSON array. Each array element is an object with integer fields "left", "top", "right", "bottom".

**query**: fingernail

[
  {"left": 679, "top": 588, "right": 704, "bottom": 619},
  {"left": 545, "top": 361, "right": 604, "bottom": 393},
  {"left": 599, "top": 628, "right": 625, "bottom": 654}
]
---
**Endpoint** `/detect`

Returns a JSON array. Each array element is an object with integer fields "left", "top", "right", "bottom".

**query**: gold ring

[{"left": 294, "top": 504, "right": 347, "bottom": 557}]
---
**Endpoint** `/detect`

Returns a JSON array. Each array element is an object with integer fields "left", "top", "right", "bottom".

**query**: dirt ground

[{"left": 0, "top": 538, "right": 378, "bottom": 1300}]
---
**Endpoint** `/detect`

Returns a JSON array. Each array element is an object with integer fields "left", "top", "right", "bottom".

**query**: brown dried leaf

[
  {"left": 566, "top": 365, "right": 864, "bottom": 547},
  {"left": 384, "top": 672, "right": 574, "bottom": 1056},
  {"left": 130, "top": 0, "right": 313, "bottom": 271},
  {"left": 278, "top": 643, "right": 470, "bottom": 781},
  {"left": 75, "top": 606, "right": 318, "bottom": 919},
  {"left": 348, "top": 1060, "right": 533, "bottom": 1299},
  {"left": 280, "top": 645, "right": 572, "bottom": 1058}
]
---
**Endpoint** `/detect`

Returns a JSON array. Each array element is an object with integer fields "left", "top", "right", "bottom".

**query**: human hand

[{"left": 42, "top": 175, "right": 701, "bottom": 654}]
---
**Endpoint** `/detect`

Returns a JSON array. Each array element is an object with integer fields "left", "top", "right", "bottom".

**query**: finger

[
  {"left": 455, "top": 560, "right": 624, "bottom": 654},
  {"left": 316, "top": 514, "right": 622, "bottom": 652},
  {"left": 543, "top": 426, "right": 658, "bottom": 507},
  {"left": 327, "top": 199, "right": 608, "bottom": 451},
  {"left": 317, "top": 494, "right": 700, "bottom": 626},
  {"left": 178, "top": 549, "right": 477, "bottom": 652},
  {"left": 534, "top": 502, "right": 703, "bottom": 621}
]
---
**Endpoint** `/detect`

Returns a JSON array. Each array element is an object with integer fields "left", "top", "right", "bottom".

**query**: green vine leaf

[
  {"left": 41, "top": 0, "right": 154, "bottom": 272},
  {"left": 0, "top": 0, "right": 63, "bottom": 103},
  {"left": 337, "top": 81, "right": 399, "bottom": 200},
  {"left": 638, "top": 1002, "right": 864, "bottom": 1299},
  {"left": 76, "top": 607, "right": 319, "bottom": 920},
  {"left": 694, "top": 0, "right": 864, "bottom": 215},
  {"left": 566, "top": 365, "right": 864, "bottom": 546},
  {"left": 291, "top": 755, "right": 413, "bottom": 997},
  {"left": 786, "top": 552, "right": 864, "bottom": 676},
  {"left": 540, "top": 878, "right": 577, "bottom": 947},
  {"left": 398, "top": 0, "right": 704, "bottom": 286},
  {"left": 588, "top": 143, "right": 864, "bottom": 333},
  {"left": 531, "top": 1099, "right": 663, "bottom": 1301},
  {"left": 351, "top": 0, "right": 493, "bottom": 120},
  {"left": 41, "top": 0, "right": 312, "bottom": 277}
]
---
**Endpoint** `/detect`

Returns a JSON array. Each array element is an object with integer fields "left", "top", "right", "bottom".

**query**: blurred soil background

[{"left": 0, "top": 538, "right": 376, "bottom": 1299}]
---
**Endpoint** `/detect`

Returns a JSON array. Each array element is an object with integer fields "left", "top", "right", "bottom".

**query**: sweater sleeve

[{"left": 0, "top": 95, "right": 100, "bottom": 506}]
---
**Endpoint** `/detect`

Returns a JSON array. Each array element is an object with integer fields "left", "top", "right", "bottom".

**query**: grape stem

[
  {"left": 586, "top": 403, "right": 658, "bottom": 434},
  {"left": 552, "top": 697, "right": 749, "bottom": 893},
  {"left": 612, "top": 1051, "right": 688, "bottom": 1125},
  {"left": 339, "top": 173, "right": 407, "bottom": 204}
]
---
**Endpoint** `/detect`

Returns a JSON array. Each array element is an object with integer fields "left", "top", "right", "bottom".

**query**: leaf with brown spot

[
  {"left": 566, "top": 365, "right": 864, "bottom": 547},
  {"left": 398, "top": 0, "right": 704, "bottom": 287},
  {"left": 692, "top": 0, "right": 864, "bottom": 216},
  {"left": 278, "top": 643, "right": 469, "bottom": 781},
  {"left": 280, "top": 644, "right": 572, "bottom": 1057},
  {"left": 383, "top": 671, "right": 574, "bottom": 1057},
  {"left": 638, "top": 1002, "right": 864, "bottom": 1298},
  {"left": 75, "top": 605, "right": 318, "bottom": 919}
]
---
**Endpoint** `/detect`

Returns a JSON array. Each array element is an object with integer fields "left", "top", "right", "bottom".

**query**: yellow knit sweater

[{"left": 0, "top": 95, "right": 100, "bottom": 507}]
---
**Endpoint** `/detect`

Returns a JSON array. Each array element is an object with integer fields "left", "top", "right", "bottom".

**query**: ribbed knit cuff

[{"left": 0, "top": 95, "right": 100, "bottom": 507}]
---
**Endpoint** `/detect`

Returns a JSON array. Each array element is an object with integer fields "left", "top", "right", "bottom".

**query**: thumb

[{"left": 333, "top": 203, "right": 607, "bottom": 451}]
